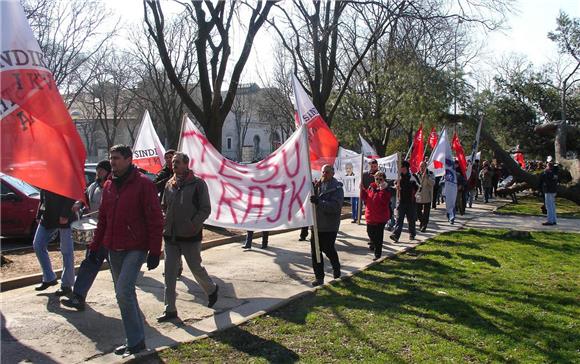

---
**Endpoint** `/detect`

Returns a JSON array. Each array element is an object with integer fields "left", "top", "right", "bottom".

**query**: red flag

[
  {"left": 451, "top": 132, "right": 467, "bottom": 176},
  {"left": 292, "top": 76, "right": 338, "bottom": 169},
  {"left": 428, "top": 127, "right": 438, "bottom": 149},
  {"left": 514, "top": 152, "right": 525, "bottom": 168},
  {"left": 1, "top": 1, "right": 86, "bottom": 201},
  {"left": 409, "top": 124, "right": 424, "bottom": 174}
]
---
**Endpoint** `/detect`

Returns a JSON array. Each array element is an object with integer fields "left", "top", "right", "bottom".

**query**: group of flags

[{"left": 1, "top": 0, "right": 486, "bottom": 209}]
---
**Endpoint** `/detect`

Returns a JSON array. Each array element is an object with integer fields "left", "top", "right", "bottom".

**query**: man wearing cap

[
  {"left": 539, "top": 158, "right": 558, "bottom": 226},
  {"left": 62, "top": 160, "right": 111, "bottom": 310}
]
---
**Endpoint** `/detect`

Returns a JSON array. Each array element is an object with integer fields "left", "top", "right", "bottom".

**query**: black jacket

[
  {"left": 539, "top": 168, "right": 558, "bottom": 194},
  {"left": 153, "top": 164, "right": 173, "bottom": 196},
  {"left": 37, "top": 190, "right": 75, "bottom": 229},
  {"left": 398, "top": 173, "right": 418, "bottom": 205}
]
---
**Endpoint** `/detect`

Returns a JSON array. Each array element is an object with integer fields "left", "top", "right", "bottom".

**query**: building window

[{"left": 226, "top": 137, "right": 232, "bottom": 150}]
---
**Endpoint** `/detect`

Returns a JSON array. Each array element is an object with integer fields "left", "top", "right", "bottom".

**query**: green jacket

[{"left": 162, "top": 174, "right": 211, "bottom": 242}]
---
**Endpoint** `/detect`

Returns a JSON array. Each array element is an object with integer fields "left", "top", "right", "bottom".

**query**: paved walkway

[{"left": 1, "top": 199, "right": 578, "bottom": 363}]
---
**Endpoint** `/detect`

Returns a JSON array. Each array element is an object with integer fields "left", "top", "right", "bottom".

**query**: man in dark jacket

[
  {"left": 390, "top": 160, "right": 418, "bottom": 242},
  {"left": 539, "top": 160, "right": 558, "bottom": 225},
  {"left": 310, "top": 164, "right": 344, "bottom": 287},
  {"left": 153, "top": 149, "right": 176, "bottom": 196},
  {"left": 89, "top": 144, "right": 163, "bottom": 357},
  {"left": 33, "top": 190, "right": 76, "bottom": 295},
  {"left": 157, "top": 152, "right": 218, "bottom": 322}
]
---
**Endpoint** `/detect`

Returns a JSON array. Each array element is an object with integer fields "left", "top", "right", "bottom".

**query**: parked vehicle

[
  {"left": 1, "top": 174, "right": 40, "bottom": 237},
  {"left": 85, "top": 163, "right": 155, "bottom": 185}
]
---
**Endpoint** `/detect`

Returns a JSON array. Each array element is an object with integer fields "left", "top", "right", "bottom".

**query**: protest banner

[{"left": 179, "top": 116, "right": 313, "bottom": 231}]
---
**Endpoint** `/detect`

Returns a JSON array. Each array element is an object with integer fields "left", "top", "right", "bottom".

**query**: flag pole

[
  {"left": 404, "top": 139, "right": 414, "bottom": 161},
  {"left": 357, "top": 152, "right": 364, "bottom": 225},
  {"left": 301, "top": 125, "right": 322, "bottom": 264},
  {"left": 177, "top": 114, "right": 187, "bottom": 151}
]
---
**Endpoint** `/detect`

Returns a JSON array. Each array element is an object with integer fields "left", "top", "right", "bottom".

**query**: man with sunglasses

[{"left": 310, "top": 164, "right": 344, "bottom": 287}]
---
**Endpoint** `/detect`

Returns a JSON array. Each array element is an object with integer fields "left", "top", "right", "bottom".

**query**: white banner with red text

[{"left": 179, "top": 116, "right": 313, "bottom": 231}]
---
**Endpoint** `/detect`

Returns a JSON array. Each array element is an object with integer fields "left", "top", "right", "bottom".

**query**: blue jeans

[
  {"left": 108, "top": 250, "right": 147, "bottom": 347},
  {"left": 33, "top": 224, "right": 75, "bottom": 287},
  {"left": 351, "top": 197, "right": 359, "bottom": 220},
  {"left": 544, "top": 193, "right": 557, "bottom": 223},
  {"left": 73, "top": 245, "right": 108, "bottom": 298}
]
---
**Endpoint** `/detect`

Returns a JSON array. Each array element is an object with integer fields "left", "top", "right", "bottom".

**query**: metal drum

[{"left": 71, "top": 216, "right": 98, "bottom": 246}]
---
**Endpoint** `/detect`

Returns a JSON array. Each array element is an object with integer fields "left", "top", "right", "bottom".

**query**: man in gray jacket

[
  {"left": 157, "top": 152, "right": 218, "bottom": 322},
  {"left": 310, "top": 164, "right": 344, "bottom": 287}
]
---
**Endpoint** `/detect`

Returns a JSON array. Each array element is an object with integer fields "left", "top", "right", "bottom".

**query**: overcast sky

[{"left": 106, "top": 0, "right": 579, "bottom": 86}]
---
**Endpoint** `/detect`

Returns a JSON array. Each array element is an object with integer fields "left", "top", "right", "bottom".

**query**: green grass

[
  {"left": 497, "top": 195, "right": 580, "bottom": 218},
  {"left": 156, "top": 230, "right": 580, "bottom": 364}
]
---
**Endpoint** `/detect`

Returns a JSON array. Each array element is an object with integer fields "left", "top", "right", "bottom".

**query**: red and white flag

[
  {"left": 291, "top": 75, "right": 338, "bottom": 170},
  {"left": 409, "top": 124, "right": 424, "bottom": 174},
  {"left": 1, "top": 0, "right": 86, "bottom": 201},
  {"left": 428, "top": 129, "right": 457, "bottom": 217},
  {"left": 133, "top": 110, "right": 166, "bottom": 173},
  {"left": 452, "top": 132, "right": 467, "bottom": 176}
]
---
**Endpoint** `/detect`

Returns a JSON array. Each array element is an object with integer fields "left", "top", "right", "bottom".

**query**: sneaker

[
  {"left": 389, "top": 234, "right": 399, "bottom": 243},
  {"left": 61, "top": 294, "right": 85, "bottom": 311},
  {"left": 351, "top": 219, "right": 357, "bottom": 223},
  {"left": 242, "top": 244, "right": 251, "bottom": 249},
  {"left": 420, "top": 226, "right": 427, "bottom": 233},
  {"left": 410, "top": 235, "right": 416, "bottom": 240},
  {"left": 114, "top": 340, "right": 146, "bottom": 356},
  {"left": 156, "top": 311, "right": 178, "bottom": 323},
  {"left": 54, "top": 286, "right": 72, "bottom": 297},
  {"left": 373, "top": 256, "right": 381, "bottom": 261},
  {"left": 35, "top": 279, "right": 58, "bottom": 291},
  {"left": 542, "top": 222, "right": 556, "bottom": 226},
  {"left": 298, "top": 237, "right": 306, "bottom": 241},
  {"left": 311, "top": 279, "right": 324, "bottom": 287},
  {"left": 208, "top": 285, "right": 219, "bottom": 308}
]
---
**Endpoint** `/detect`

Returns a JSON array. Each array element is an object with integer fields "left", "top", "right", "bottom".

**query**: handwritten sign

[{"left": 179, "top": 117, "right": 313, "bottom": 231}]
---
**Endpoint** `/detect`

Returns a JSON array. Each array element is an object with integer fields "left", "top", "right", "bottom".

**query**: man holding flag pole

[{"left": 292, "top": 75, "right": 342, "bottom": 286}]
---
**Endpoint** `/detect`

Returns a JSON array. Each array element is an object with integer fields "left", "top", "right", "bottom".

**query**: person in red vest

[
  {"left": 360, "top": 171, "right": 391, "bottom": 260},
  {"left": 89, "top": 144, "right": 163, "bottom": 357}
]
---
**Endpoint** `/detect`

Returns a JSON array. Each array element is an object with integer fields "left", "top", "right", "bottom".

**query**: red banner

[
  {"left": 1, "top": 1, "right": 86, "bottom": 201},
  {"left": 409, "top": 124, "right": 424, "bottom": 174},
  {"left": 451, "top": 132, "right": 467, "bottom": 176}
]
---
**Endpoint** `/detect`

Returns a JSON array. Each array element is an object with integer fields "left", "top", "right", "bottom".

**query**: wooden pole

[{"left": 301, "top": 125, "right": 322, "bottom": 263}]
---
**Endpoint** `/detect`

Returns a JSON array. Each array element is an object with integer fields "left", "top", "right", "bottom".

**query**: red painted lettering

[
  {"left": 218, "top": 158, "right": 248, "bottom": 181},
  {"left": 282, "top": 141, "right": 301, "bottom": 178},
  {"left": 241, "top": 186, "right": 265, "bottom": 224},
  {"left": 251, "top": 154, "right": 279, "bottom": 183},
  {"left": 266, "top": 184, "right": 286, "bottom": 223},
  {"left": 216, "top": 181, "right": 243, "bottom": 223},
  {"left": 287, "top": 176, "right": 307, "bottom": 221}
]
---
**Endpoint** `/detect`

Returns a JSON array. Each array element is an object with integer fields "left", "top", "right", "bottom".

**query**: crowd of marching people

[{"left": 30, "top": 143, "right": 560, "bottom": 357}]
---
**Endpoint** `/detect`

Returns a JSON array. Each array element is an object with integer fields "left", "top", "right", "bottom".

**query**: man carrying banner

[
  {"left": 158, "top": 152, "right": 218, "bottom": 322},
  {"left": 62, "top": 160, "right": 111, "bottom": 310},
  {"left": 89, "top": 145, "right": 163, "bottom": 357},
  {"left": 310, "top": 165, "right": 343, "bottom": 287},
  {"left": 390, "top": 161, "right": 419, "bottom": 242}
]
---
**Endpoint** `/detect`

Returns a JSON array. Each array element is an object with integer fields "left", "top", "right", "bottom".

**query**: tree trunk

[{"left": 481, "top": 128, "right": 580, "bottom": 204}]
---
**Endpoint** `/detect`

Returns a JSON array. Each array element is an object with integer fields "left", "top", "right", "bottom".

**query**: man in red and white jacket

[{"left": 89, "top": 144, "right": 163, "bottom": 357}]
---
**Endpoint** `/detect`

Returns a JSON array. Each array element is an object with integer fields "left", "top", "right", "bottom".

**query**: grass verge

[
  {"left": 497, "top": 195, "right": 580, "bottom": 218},
  {"left": 153, "top": 229, "right": 580, "bottom": 363}
]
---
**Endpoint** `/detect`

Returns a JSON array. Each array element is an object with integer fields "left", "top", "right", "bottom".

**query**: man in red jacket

[{"left": 89, "top": 144, "right": 163, "bottom": 357}]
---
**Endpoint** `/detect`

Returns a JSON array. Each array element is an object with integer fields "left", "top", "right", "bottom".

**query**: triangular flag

[
  {"left": 133, "top": 110, "right": 166, "bottom": 173},
  {"left": 291, "top": 75, "right": 338, "bottom": 170},
  {"left": 451, "top": 132, "right": 467, "bottom": 176},
  {"left": 359, "top": 134, "right": 379, "bottom": 158},
  {"left": 1, "top": 0, "right": 86, "bottom": 201}
]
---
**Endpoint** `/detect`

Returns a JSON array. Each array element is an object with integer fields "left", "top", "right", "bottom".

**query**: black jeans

[
  {"left": 393, "top": 203, "right": 417, "bottom": 239},
  {"left": 311, "top": 231, "right": 341, "bottom": 280},
  {"left": 367, "top": 223, "right": 386, "bottom": 258},
  {"left": 484, "top": 187, "right": 492, "bottom": 202},
  {"left": 244, "top": 231, "right": 269, "bottom": 248},
  {"left": 416, "top": 203, "right": 431, "bottom": 229},
  {"left": 299, "top": 227, "right": 309, "bottom": 240}
]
